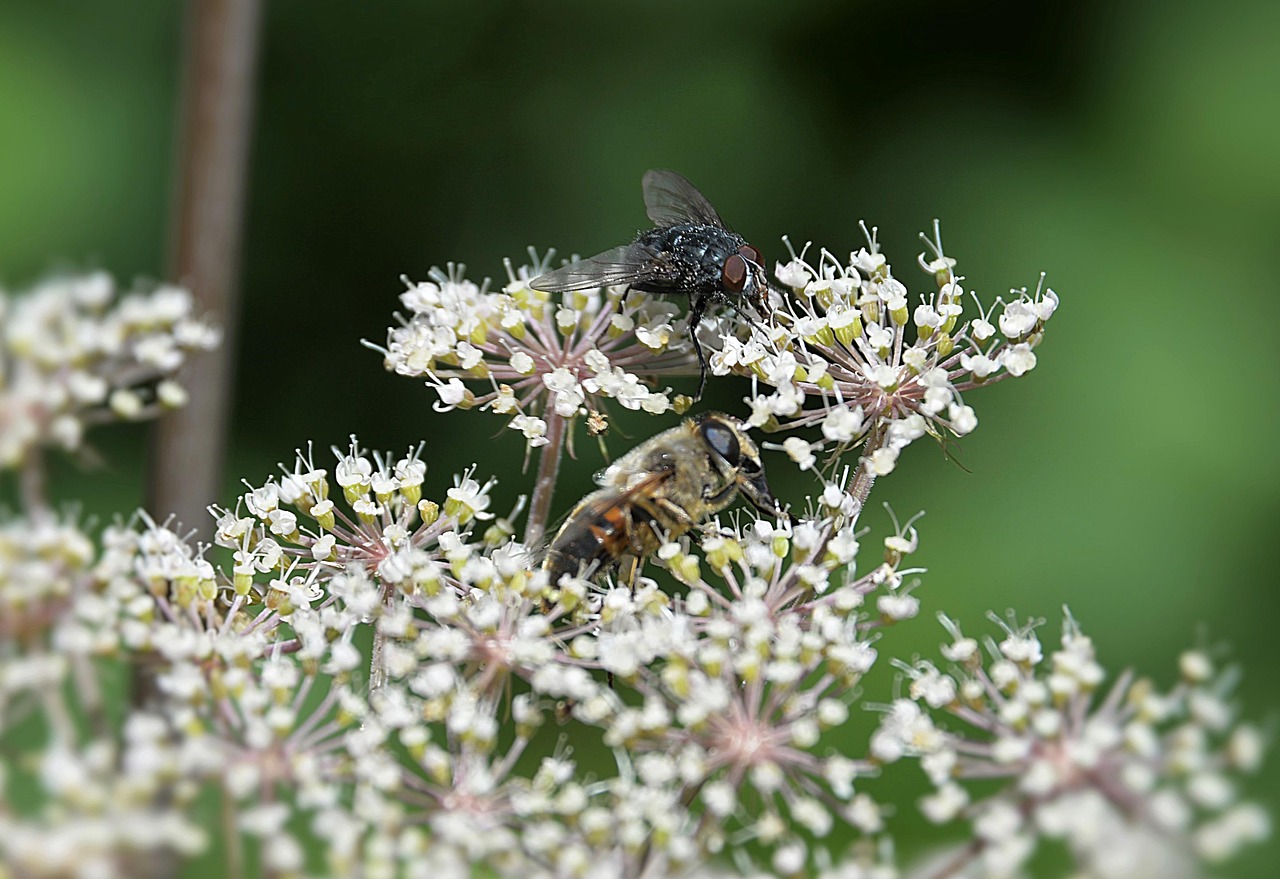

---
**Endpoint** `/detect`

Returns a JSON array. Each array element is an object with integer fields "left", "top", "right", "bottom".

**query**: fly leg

[{"left": 687, "top": 294, "right": 710, "bottom": 400}]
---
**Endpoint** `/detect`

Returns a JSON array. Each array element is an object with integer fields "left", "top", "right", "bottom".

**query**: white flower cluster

[
  {"left": 0, "top": 514, "right": 94, "bottom": 644},
  {"left": 13, "top": 499, "right": 538, "bottom": 877},
  {"left": 343, "top": 496, "right": 919, "bottom": 877},
  {"left": 3, "top": 231, "right": 1271, "bottom": 879},
  {"left": 706, "top": 225, "right": 1057, "bottom": 474},
  {"left": 5, "top": 463, "right": 923, "bottom": 878},
  {"left": 376, "top": 254, "right": 700, "bottom": 448},
  {"left": 0, "top": 713, "right": 209, "bottom": 877},
  {"left": 0, "top": 516, "right": 217, "bottom": 875},
  {"left": 0, "top": 271, "right": 219, "bottom": 467},
  {"left": 208, "top": 439, "right": 498, "bottom": 597},
  {"left": 550, "top": 507, "right": 920, "bottom": 871},
  {"left": 874, "top": 610, "right": 1270, "bottom": 878}
]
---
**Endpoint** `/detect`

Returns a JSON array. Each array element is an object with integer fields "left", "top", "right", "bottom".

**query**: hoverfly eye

[
  {"left": 701, "top": 420, "right": 742, "bottom": 465},
  {"left": 722, "top": 254, "right": 748, "bottom": 292},
  {"left": 739, "top": 244, "right": 763, "bottom": 267}
]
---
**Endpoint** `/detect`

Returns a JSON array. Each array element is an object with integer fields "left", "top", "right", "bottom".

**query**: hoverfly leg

[{"left": 620, "top": 553, "right": 640, "bottom": 598}]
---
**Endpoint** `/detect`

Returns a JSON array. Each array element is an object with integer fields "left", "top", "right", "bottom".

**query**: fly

[{"left": 529, "top": 169, "right": 768, "bottom": 400}]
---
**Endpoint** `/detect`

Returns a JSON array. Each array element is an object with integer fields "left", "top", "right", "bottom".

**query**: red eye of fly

[
  {"left": 738, "top": 244, "right": 763, "bottom": 266},
  {"left": 722, "top": 254, "right": 748, "bottom": 292}
]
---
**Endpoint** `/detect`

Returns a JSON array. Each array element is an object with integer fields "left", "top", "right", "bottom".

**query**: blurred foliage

[{"left": 1, "top": 0, "right": 1276, "bottom": 875}]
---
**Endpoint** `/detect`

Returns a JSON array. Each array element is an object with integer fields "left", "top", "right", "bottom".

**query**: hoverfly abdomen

[{"left": 542, "top": 492, "right": 636, "bottom": 586}]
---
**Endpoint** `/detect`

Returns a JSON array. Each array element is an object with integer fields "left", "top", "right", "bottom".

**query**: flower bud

[
  {"left": 705, "top": 537, "right": 744, "bottom": 572},
  {"left": 418, "top": 499, "right": 440, "bottom": 527},
  {"left": 806, "top": 326, "right": 836, "bottom": 348},
  {"left": 484, "top": 517, "right": 515, "bottom": 547},
  {"left": 661, "top": 658, "right": 690, "bottom": 698},
  {"left": 667, "top": 552, "right": 701, "bottom": 584},
  {"left": 832, "top": 315, "right": 862, "bottom": 348},
  {"left": 772, "top": 534, "right": 790, "bottom": 559},
  {"left": 860, "top": 298, "right": 881, "bottom": 325},
  {"left": 608, "top": 313, "right": 635, "bottom": 339},
  {"left": 233, "top": 566, "right": 254, "bottom": 596}
]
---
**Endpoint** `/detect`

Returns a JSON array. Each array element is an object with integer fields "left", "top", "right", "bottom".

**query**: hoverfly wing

[
  {"left": 529, "top": 244, "right": 659, "bottom": 293},
  {"left": 641, "top": 169, "right": 726, "bottom": 229},
  {"left": 593, "top": 457, "right": 675, "bottom": 490}
]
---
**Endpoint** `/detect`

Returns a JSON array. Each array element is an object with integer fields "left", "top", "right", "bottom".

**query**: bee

[
  {"left": 542, "top": 412, "right": 786, "bottom": 590},
  {"left": 529, "top": 169, "right": 769, "bottom": 400}
]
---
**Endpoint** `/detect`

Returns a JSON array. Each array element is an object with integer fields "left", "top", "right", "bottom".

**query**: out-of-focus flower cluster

[
  {"left": 0, "top": 271, "right": 219, "bottom": 467},
  {"left": 704, "top": 225, "right": 1057, "bottom": 475},
  {"left": 4, "top": 449, "right": 920, "bottom": 877},
  {"left": 0, "top": 514, "right": 94, "bottom": 644},
  {"left": 4, "top": 452, "right": 531, "bottom": 878},
  {"left": 375, "top": 253, "right": 700, "bottom": 449},
  {"left": 875, "top": 611, "right": 1270, "bottom": 879},
  {"left": 0, "top": 712, "right": 209, "bottom": 877}
]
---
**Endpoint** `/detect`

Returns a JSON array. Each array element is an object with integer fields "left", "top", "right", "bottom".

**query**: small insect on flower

[
  {"left": 542, "top": 412, "right": 788, "bottom": 592},
  {"left": 529, "top": 169, "right": 769, "bottom": 400}
]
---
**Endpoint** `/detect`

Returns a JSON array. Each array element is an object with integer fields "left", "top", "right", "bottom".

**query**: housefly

[{"left": 529, "top": 169, "right": 768, "bottom": 400}]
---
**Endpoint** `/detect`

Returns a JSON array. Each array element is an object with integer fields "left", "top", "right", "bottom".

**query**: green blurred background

[{"left": 1, "top": 0, "right": 1276, "bottom": 875}]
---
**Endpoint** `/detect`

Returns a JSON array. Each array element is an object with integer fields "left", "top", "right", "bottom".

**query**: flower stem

[
  {"left": 917, "top": 840, "right": 984, "bottom": 879},
  {"left": 151, "top": 0, "right": 262, "bottom": 541},
  {"left": 847, "top": 423, "right": 887, "bottom": 525},
  {"left": 19, "top": 449, "right": 49, "bottom": 520},
  {"left": 221, "top": 779, "right": 245, "bottom": 879},
  {"left": 368, "top": 582, "right": 393, "bottom": 695},
  {"left": 523, "top": 411, "right": 568, "bottom": 547}
]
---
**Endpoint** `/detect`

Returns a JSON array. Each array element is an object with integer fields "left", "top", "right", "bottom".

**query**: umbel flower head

[
  {"left": 708, "top": 223, "right": 1057, "bottom": 475},
  {"left": 0, "top": 513, "right": 94, "bottom": 644},
  {"left": 374, "top": 251, "right": 700, "bottom": 449},
  {"left": 536, "top": 497, "right": 925, "bottom": 874},
  {"left": 209, "top": 437, "right": 514, "bottom": 601},
  {"left": 0, "top": 271, "right": 220, "bottom": 467},
  {"left": 875, "top": 609, "right": 1270, "bottom": 879}
]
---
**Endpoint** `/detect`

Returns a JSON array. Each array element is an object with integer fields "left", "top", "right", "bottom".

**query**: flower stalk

[{"left": 523, "top": 409, "right": 568, "bottom": 548}]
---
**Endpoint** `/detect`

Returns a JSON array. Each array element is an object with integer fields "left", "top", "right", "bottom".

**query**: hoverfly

[
  {"left": 529, "top": 169, "right": 769, "bottom": 400},
  {"left": 542, "top": 412, "right": 784, "bottom": 590}
]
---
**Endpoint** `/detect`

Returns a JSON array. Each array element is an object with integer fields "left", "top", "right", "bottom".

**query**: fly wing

[
  {"left": 529, "top": 244, "right": 659, "bottom": 293},
  {"left": 642, "top": 169, "right": 726, "bottom": 228}
]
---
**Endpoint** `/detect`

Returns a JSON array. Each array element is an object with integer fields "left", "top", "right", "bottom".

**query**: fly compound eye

[
  {"left": 738, "top": 244, "right": 763, "bottom": 267},
  {"left": 722, "top": 254, "right": 748, "bottom": 292},
  {"left": 701, "top": 419, "right": 742, "bottom": 466}
]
